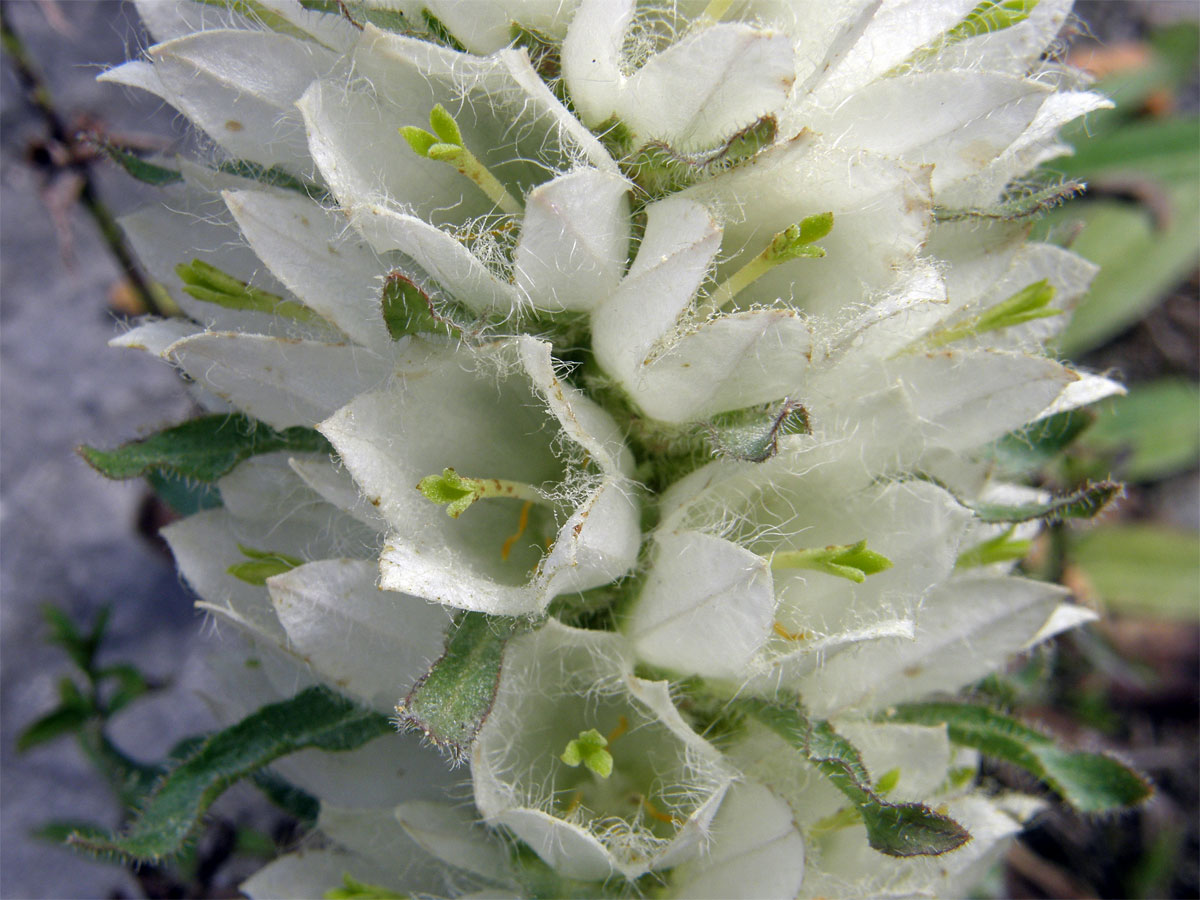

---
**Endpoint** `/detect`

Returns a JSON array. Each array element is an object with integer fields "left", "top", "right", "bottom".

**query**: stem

[
  {"left": 698, "top": 252, "right": 775, "bottom": 317},
  {"left": 452, "top": 147, "right": 524, "bottom": 216},
  {"left": 0, "top": 5, "right": 168, "bottom": 316}
]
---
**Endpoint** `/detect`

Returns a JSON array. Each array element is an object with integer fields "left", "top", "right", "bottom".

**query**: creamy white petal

[
  {"left": 513, "top": 168, "right": 631, "bottom": 312},
  {"left": 666, "top": 781, "right": 805, "bottom": 900},
  {"left": 798, "top": 575, "right": 1068, "bottom": 716},
  {"left": 222, "top": 189, "right": 395, "bottom": 353},
  {"left": 560, "top": 0, "right": 634, "bottom": 127},
  {"left": 140, "top": 30, "right": 334, "bottom": 170},
  {"left": 801, "top": 72, "right": 1052, "bottom": 191},
  {"left": 592, "top": 195, "right": 722, "bottom": 398},
  {"left": 268, "top": 558, "right": 451, "bottom": 711},
  {"left": 394, "top": 800, "right": 513, "bottom": 883},
  {"left": 110, "top": 318, "right": 203, "bottom": 355},
  {"left": 343, "top": 205, "right": 521, "bottom": 314},
  {"left": 628, "top": 530, "right": 774, "bottom": 680},
  {"left": 165, "top": 332, "right": 393, "bottom": 429},
  {"left": 618, "top": 24, "right": 794, "bottom": 152}
]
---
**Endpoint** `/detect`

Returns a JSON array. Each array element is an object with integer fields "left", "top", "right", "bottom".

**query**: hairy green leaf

[
  {"left": 1070, "top": 524, "right": 1200, "bottom": 621},
  {"left": 740, "top": 699, "right": 971, "bottom": 857},
  {"left": 69, "top": 686, "right": 390, "bottom": 862},
  {"left": 17, "top": 704, "right": 92, "bottom": 752},
  {"left": 935, "top": 181, "right": 1085, "bottom": 223},
  {"left": 99, "top": 143, "right": 183, "bottom": 187},
  {"left": 396, "top": 613, "right": 522, "bottom": 763},
  {"left": 79, "top": 414, "right": 332, "bottom": 483},
  {"left": 969, "top": 480, "right": 1122, "bottom": 523},
  {"left": 42, "top": 604, "right": 110, "bottom": 674},
  {"left": 886, "top": 702, "right": 1152, "bottom": 812},
  {"left": 146, "top": 469, "right": 223, "bottom": 515},
  {"left": 250, "top": 769, "right": 319, "bottom": 826},
  {"left": 381, "top": 271, "right": 464, "bottom": 340},
  {"left": 988, "top": 409, "right": 1094, "bottom": 475},
  {"left": 1080, "top": 379, "right": 1200, "bottom": 483}
]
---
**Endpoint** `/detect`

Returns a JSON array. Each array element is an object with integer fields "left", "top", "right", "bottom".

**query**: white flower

[
  {"left": 471, "top": 620, "right": 736, "bottom": 881},
  {"left": 94, "top": 1, "right": 1134, "bottom": 897},
  {"left": 319, "top": 336, "right": 641, "bottom": 616}
]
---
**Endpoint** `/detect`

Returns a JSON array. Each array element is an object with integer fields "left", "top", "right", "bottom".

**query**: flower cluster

[{"left": 97, "top": 1, "right": 1133, "bottom": 896}]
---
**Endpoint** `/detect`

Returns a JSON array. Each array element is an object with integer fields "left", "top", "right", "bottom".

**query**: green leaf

[
  {"left": 924, "top": 279, "right": 1059, "bottom": 349},
  {"left": 706, "top": 399, "right": 810, "bottom": 463},
  {"left": 99, "top": 143, "right": 183, "bottom": 187},
  {"left": 17, "top": 704, "right": 93, "bottom": 752},
  {"left": 249, "top": 769, "right": 319, "bottom": 826},
  {"left": 1036, "top": 116, "right": 1200, "bottom": 356},
  {"left": 903, "top": 0, "right": 1035, "bottom": 69},
  {"left": 934, "top": 180, "right": 1085, "bottom": 223},
  {"left": 396, "top": 613, "right": 522, "bottom": 763},
  {"left": 146, "top": 469, "right": 223, "bottom": 515},
  {"left": 968, "top": 480, "right": 1122, "bottom": 523},
  {"left": 175, "top": 259, "right": 324, "bottom": 323},
  {"left": 944, "top": 0, "right": 1036, "bottom": 42},
  {"left": 987, "top": 409, "right": 1094, "bottom": 475},
  {"left": 68, "top": 686, "right": 391, "bottom": 863},
  {"left": 955, "top": 526, "right": 1033, "bottom": 569},
  {"left": 1079, "top": 380, "right": 1200, "bottom": 482},
  {"left": 1070, "top": 524, "right": 1200, "bottom": 621},
  {"left": 42, "top": 604, "right": 110, "bottom": 674},
  {"left": 212, "top": 159, "right": 330, "bottom": 200},
  {"left": 226, "top": 544, "right": 305, "bottom": 586},
  {"left": 886, "top": 703, "right": 1152, "bottom": 813},
  {"left": 739, "top": 699, "right": 971, "bottom": 857},
  {"left": 32, "top": 820, "right": 111, "bottom": 848},
  {"left": 324, "top": 874, "right": 408, "bottom": 899},
  {"left": 420, "top": 9, "right": 467, "bottom": 51},
  {"left": 79, "top": 413, "right": 332, "bottom": 483},
  {"left": 380, "top": 271, "right": 463, "bottom": 340},
  {"left": 97, "top": 663, "right": 151, "bottom": 715}
]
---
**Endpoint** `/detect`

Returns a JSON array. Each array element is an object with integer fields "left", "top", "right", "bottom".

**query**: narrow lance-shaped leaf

[
  {"left": 395, "top": 612, "right": 523, "bottom": 763},
  {"left": 175, "top": 259, "right": 325, "bottom": 324},
  {"left": 69, "top": 686, "right": 391, "bottom": 862},
  {"left": 16, "top": 702, "right": 92, "bottom": 753},
  {"left": 969, "top": 480, "right": 1122, "bottom": 523},
  {"left": 95, "top": 141, "right": 184, "bottom": 187},
  {"left": 79, "top": 413, "right": 332, "bottom": 483},
  {"left": 325, "top": 874, "right": 408, "bottom": 900},
  {"left": 227, "top": 544, "right": 304, "bottom": 586},
  {"left": 935, "top": 181, "right": 1086, "bottom": 224},
  {"left": 987, "top": 409, "right": 1094, "bottom": 476},
  {"left": 249, "top": 769, "right": 319, "bottom": 826},
  {"left": 738, "top": 699, "right": 971, "bottom": 857},
  {"left": 885, "top": 702, "right": 1152, "bottom": 813},
  {"left": 214, "top": 159, "right": 330, "bottom": 200}
]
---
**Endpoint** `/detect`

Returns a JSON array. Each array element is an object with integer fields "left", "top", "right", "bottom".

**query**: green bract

[{"left": 90, "top": 1, "right": 1149, "bottom": 898}]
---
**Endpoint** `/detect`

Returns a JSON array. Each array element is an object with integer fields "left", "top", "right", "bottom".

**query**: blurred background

[{"left": 0, "top": 1, "right": 1196, "bottom": 897}]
